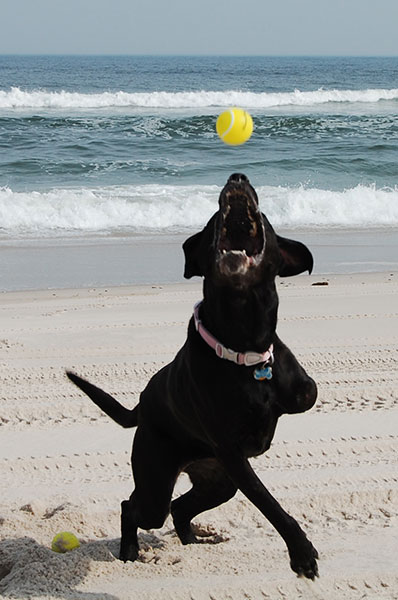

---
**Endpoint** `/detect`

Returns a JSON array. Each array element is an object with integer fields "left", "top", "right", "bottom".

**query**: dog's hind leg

[
  {"left": 120, "top": 492, "right": 140, "bottom": 561},
  {"left": 119, "top": 424, "right": 182, "bottom": 562},
  {"left": 171, "top": 459, "right": 237, "bottom": 544}
]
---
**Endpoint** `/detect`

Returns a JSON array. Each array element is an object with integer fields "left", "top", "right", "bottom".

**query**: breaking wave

[
  {"left": 1, "top": 183, "right": 397, "bottom": 236},
  {"left": 1, "top": 87, "right": 398, "bottom": 110}
]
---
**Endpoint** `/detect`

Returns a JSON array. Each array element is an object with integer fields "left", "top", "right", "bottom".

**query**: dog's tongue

[{"left": 219, "top": 250, "right": 251, "bottom": 276}]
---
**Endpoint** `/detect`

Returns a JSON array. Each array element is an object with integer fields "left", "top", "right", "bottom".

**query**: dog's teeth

[
  {"left": 222, "top": 249, "right": 226, "bottom": 254},
  {"left": 243, "top": 249, "right": 247, "bottom": 256}
]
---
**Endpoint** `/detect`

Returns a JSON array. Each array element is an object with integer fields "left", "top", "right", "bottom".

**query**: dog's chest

[
  {"left": 240, "top": 407, "right": 278, "bottom": 456},
  {"left": 222, "top": 387, "right": 279, "bottom": 457}
]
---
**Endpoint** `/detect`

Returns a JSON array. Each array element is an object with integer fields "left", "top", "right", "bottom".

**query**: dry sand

[{"left": 1, "top": 272, "right": 397, "bottom": 599}]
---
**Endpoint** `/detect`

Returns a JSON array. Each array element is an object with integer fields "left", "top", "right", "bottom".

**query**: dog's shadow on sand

[
  {"left": 0, "top": 535, "right": 129, "bottom": 600},
  {"left": 0, "top": 527, "right": 227, "bottom": 598}
]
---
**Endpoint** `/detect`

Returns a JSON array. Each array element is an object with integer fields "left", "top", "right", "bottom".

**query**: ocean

[{"left": 1, "top": 55, "right": 398, "bottom": 289}]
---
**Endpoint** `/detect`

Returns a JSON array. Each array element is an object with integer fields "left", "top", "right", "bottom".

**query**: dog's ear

[
  {"left": 183, "top": 230, "right": 204, "bottom": 278},
  {"left": 276, "top": 234, "right": 314, "bottom": 277}
]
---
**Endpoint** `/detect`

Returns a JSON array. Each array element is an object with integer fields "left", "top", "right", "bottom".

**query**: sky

[{"left": 2, "top": 0, "right": 398, "bottom": 56}]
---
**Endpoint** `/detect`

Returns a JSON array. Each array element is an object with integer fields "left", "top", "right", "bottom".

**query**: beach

[
  {"left": 2, "top": 228, "right": 398, "bottom": 292},
  {"left": 1, "top": 52, "right": 398, "bottom": 599},
  {"left": 1, "top": 270, "right": 397, "bottom": 599}
]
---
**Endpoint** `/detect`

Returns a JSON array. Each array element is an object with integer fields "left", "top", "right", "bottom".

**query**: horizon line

[{"left": 1, "top": 53, "right": 398, "bottom": 58}]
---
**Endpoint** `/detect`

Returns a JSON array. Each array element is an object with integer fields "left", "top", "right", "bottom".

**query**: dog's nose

[{"left": 228, "top": 173, "right": 249, "bottom": 185}]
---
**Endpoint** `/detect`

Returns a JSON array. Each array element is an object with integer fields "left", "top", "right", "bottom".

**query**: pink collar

[{"left": 193, "top": 301, "right": 274, "bottom": 367}]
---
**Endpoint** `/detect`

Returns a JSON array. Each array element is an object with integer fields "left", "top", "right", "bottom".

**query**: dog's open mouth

[{"left": 216, "top": 177, "right": 265, "bottom": 277}]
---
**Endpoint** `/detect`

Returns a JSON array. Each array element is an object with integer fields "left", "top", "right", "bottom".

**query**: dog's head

[{"left": 183, "top": 173, "right": 313, "bottom": 287}]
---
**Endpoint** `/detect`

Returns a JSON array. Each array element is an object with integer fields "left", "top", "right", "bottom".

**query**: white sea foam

[
  {"left": 260, "top": 184, "right": 398, "bottom": 228},
  {"left": 1, "top": 184, "right": 398, "bottom": 237},
  {"left": 1, "top": 87, "right": 398, "bottom": 110}
]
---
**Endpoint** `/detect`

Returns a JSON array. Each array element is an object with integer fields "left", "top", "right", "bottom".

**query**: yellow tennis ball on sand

[
  {"left": 216, "top": 107, "right": 253, "bottom": 145},
  {"left": 51, "top": 531, "right": 80, "bottom": 553}
]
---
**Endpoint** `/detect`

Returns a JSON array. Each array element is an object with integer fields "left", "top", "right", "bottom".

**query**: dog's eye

[{"left": 250, "top": 221, "right": 258, "bottom": 237}]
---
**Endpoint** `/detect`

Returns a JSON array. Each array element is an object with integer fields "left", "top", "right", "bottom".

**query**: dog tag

[{"left": 253, "top": 365, "right": 272, "bottom": 381}]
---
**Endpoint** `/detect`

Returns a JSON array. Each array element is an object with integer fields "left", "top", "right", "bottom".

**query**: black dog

[{"left": 67, "top": 173, "right": 319, "bottom": 579}]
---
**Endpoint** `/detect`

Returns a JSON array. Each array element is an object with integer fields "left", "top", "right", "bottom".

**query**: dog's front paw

[{"left": 289, "top": 539, "right": 319, "bottom": 580}]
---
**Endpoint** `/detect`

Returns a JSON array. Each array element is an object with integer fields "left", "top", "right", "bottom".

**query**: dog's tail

[{"left": 66, "top": 371, "right": 138, "bottom": 428}]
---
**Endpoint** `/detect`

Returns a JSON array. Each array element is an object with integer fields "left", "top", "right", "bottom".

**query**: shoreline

[
  {"left": 1, "top": 272, "right": 397, "bottom": 599},
  {"left": 1, "top": 227, "right": 398, "bottom": 292}
]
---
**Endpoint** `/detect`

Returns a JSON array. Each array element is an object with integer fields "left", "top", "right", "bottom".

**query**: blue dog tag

[{"left": 254, "top": 365, "right": 273, "bottom": 381}]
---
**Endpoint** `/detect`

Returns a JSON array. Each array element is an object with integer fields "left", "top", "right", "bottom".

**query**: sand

[
  {"left": 1, "top": 272, "right": 397, "bottom": 599},
  {"left": 2, "top": 228, "right": 398, "bottom": 291}
]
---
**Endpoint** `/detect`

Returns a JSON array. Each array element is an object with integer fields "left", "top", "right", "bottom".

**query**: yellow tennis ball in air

[
  {"left": 216, "top": 107, "right": 253, "bottom": 145},
  {"left": 51, "top": 531, "right": 80, "bottom": 553}
]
